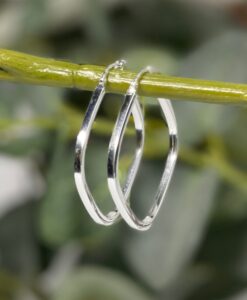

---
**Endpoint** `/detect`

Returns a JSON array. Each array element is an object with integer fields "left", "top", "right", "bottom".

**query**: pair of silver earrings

[{"left": 74, "top": 60, "right": 178, "bottom": 231}]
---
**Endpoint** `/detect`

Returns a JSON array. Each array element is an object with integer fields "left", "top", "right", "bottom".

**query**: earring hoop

[
  {"left": 74, "top": 60, "right": 145, "bottom": 226},
  {"left": 107, "top": 67, "right": 178, "bottom": 231}
]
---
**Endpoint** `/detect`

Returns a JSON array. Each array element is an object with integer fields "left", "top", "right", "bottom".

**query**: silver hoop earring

[
  {"left": 74, "top": 60, "right": 145, "bottom": 226},
  {"left": 107, "top": 67, "right": 178, "bottom": 231}
]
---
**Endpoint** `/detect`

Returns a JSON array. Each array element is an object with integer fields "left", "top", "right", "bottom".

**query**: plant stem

[{"left": 1, "top": 49, "right": 247, "bottom": 104}]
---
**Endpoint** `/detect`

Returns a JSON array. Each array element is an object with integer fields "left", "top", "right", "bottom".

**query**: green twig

[{"left": 1, "top": 49, "right": 247, "bottom": 104}]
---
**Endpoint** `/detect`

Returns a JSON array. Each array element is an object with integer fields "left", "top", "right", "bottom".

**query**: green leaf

[
  {"left": 0, "top": 82, "right": 61, "bottom": 156},
  {"left": 39, "top": 132, "right": 119, "bottom": 247},
  {"left": 0, "top": 83, "right": 61, "bottom": 118},
  {"left": 174, "top": 30, "right": 247, "bottom": 145},
  {"left": 52, "top": 266, "right": 151, "bottom": 300},
  {"left": 214, "top": 184, "right": 247, "bottom": 222},
  {"left": 222, "top": 108, "right": 247, "bottom": 167},
  {"left": 0, "top": 203, "right": 40, "bottom": 278},
  {"left": 123, "top": 47, "right": 178, "bottom": 74},
  {"left": 39, "top": 138, "right": 80, "bottom": 246},
  {"left": 124, "top": 165, "right": 219, "bottom": 289},
  {"left": 23, "top": 0, "right": 48, "bottom": 34}
]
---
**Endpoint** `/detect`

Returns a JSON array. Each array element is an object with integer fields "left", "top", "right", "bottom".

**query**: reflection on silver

[
  {"left": 107, "top": 67, "right": 178, "bottom": 231},
  {"left": 74, "top": 60, "right": 145, "bottom": 226}
]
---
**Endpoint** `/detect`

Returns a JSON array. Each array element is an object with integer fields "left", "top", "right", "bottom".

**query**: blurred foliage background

[{"left": 0, "top": 0, "right": 247, "bottom": 299}]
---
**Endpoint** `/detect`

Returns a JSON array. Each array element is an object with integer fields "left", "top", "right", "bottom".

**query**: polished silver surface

[
  {"left": 74, "top": 60, "right": 145, "bottom": 226},
  {"left": 107, "top": 68, "right": 178, "bottom": 231}
]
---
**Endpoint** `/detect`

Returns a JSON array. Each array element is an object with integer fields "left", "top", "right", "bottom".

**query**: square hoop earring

[
  {"left": 107, "top": 67, "right": 179, "bottom": 231},
  {"left": 74, "top": 60, "right": 145, "bottom": 226}
]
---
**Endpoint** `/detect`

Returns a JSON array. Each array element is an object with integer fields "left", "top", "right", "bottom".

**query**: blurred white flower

[{"left": 0, "top": 154, "right": 45, "bottom": 218}]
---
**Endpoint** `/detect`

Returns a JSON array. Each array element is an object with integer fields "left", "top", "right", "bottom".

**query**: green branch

[{"left": 1, "top": 49, "right": 247, "bottom": 104}]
